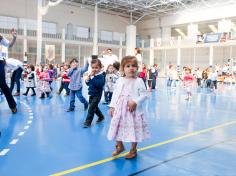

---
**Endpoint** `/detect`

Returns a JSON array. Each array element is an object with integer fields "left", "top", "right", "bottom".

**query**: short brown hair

[
  {"left": 120, "top": 56, "right": 138, "bottom": 74},
  {"left": 91, "top": 58, "right": 102, "bottom": 68}
]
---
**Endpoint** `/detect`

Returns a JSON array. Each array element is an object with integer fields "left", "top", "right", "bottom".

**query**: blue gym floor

[{"left": 0, "top": 79, "right": 236, "bottom": 176}]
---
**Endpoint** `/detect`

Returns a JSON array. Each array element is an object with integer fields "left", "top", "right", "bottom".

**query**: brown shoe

[
  {"left": 13, "top": 92, "right": 20, "bottom": 96},
  {"left": 112, "top": 144, "right": 125, "bottom": 156},
  {"left": 125, "top": 149, "right": 137, "bottom": 159}
]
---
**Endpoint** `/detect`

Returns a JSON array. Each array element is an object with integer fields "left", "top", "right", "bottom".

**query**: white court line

[
  {"left": 24, "top": 125, "right": 30, "bottom": 130},
  {"left": 10, "top": 139, "right": 19, "bottom": 145},
  {"left": 18, "top": 132, "right": 25, "bottom": 136},
  {"left": 27, "top": 120, "right": 32, "bottom": 124},
  {"left": 29, "top": 116, "right": 34, "bottom": 119},
  {"left": 29, "top": 113, "right": 34, "bottom": 116},
  {"left": 0, "top": 149, "right": 10, "bottom": 156}
]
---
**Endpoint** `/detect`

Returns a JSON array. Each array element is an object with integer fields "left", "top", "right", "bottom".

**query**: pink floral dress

[{"left": 107, "top": 79, "right": 150, "bottom": 142}]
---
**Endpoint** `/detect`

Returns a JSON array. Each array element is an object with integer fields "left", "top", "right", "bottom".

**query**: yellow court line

[{"left": 51, "top": 120, "right": 236, "bottom": 176}]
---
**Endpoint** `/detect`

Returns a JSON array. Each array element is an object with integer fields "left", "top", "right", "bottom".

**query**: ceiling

[{"left": 61, "top": 0, "right": 203, "bottom": 20}]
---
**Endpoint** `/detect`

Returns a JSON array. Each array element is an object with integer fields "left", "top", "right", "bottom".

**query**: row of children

[{"left": 61, "top": 56, "right": 149, "bottom": 158}]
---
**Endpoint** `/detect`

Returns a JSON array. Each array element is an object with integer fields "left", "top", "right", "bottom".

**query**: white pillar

[
  {"left": 92, "top": 4, "right": 98, "bottom": 55},
  {"left": 23, "top": 24, "right": 27, "bottom": 63},
  {"left": 119, "top": 37, "right": 123, "bottom": 61},
  {"left": 37, "top": 0, "right": 43, "bottom": 64},
  {"left": 187, "top": 23, "right": 198, "bottom": 39},
  {"left": 126, "top": 25, "right": 136, "bottom": 55},
  {"left": 149, "top": 38, "right": 154, "bottom": 66},
  {"left": 61, "top": 28, "right": 65, "bottom": 63},
  {"left": 177, "top": 48, "right": 181, "bottom": 66},
  {"left": 209, "top": 46, "right": 214, "bottom": 66}
]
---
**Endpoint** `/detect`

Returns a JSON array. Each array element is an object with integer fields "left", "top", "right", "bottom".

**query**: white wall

[{"left": 0, "top": 0, "right": 127, "bottom": 33}]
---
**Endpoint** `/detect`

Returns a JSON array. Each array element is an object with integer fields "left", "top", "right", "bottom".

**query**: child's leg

[
  {"left": 125, "top": 142, "right": 138, "bottom": 159},
  {"left": 83, "top": 96, "right": 101, "bottom": 127},
  {"left": 112, "top": 141, "right": 125, "bottom": 156},
  {"left": 75, "top": 89, "right": 88, "bottom": 109},
  {"left": 31, "top": 88, "right": 36, "bottom": 95},
  {"left": 68, "top": 90, "right": 76, "bottom": 110},
  {"left": 23, "top": 88, "right": 29, "bottom": 95}
]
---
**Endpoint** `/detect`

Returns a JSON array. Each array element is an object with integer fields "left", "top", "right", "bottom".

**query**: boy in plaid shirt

[{"left": 67, "top": 58, "right": 89, "bottom": 112}]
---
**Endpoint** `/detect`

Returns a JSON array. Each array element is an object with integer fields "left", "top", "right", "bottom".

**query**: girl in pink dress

[
  {"left": 107, "top": 56, "right": 149, "bottom": 159},
  {"left": 183, "top": 67, "right": 194, "bottom": 100}
]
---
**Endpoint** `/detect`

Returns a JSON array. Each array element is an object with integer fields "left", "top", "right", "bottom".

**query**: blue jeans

[{"left": 69, "top": 88, "right": 88, "bottom": 109}]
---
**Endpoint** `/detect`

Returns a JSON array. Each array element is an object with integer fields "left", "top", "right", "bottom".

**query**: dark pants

[
  {"left": 10, "top": 67, "right": 23, "bottom": 93},
  {"left": 85, "top": 96, "right": 104, "bottom": 124},
  {"left": 0, "top": 60, "right": 16, "bottom": 109},
  {"left": 152, "top": 79, "right": 156, "bottom": 89},
  {"left": 59, "top": 82, "right": 70, "bottom": 95},
  {"left": 104, "top": 91, "right": 113, "bottom": 103},
  {"left": 197, "top": 78, "right": 201, "bottom": 87},
  {"left": 69, "top": 89, "right": 88, "bottom": 109},
  {"left": 25, "top": 87, "right": 36, "bottom": 95},
  {"left": 211, "top": 80, "right": 217, "bottom": 89}
]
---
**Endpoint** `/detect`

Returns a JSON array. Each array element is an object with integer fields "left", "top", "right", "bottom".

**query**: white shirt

[
  {"left": 210, "top": 72, "right": 218, "bottom": 81},
  {"left": 100, "top": 54, "right": 118, "bottom": 71},
  {"left": 5, "top": 58, "right": 23, "bottom": 71}
]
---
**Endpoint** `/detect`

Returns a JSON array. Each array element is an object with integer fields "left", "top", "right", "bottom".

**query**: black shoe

[
  {"left": 96, "top": 117, "right": 104, "bottom": 123},
  {"left": 83, "top": 122, "right": 91, "bottom": 128},
  {"left": 66, "top": 108, "right": 74, "bottom": 112},
  {"left": 84, "top": 103, "right": 88, "bottom": 110},
  {"left": 11, "top": 107, "right": 17, "bottom": 114},
  {"left": 102, "top": 101, "right": 108, "bottom": 105},
  {"left": 31, "top": 93, "right": 36, "bottom": 96},
  {"left": 22, "top": 93, "right": 27, "bottom": 96}
]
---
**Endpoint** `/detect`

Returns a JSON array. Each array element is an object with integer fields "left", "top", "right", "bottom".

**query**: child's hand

[
  {"left": 128, "top": 100, "right": 137, "bottom": 112},
  {"left": 109, "top": 108, "right": 114, "bottom": 117}
]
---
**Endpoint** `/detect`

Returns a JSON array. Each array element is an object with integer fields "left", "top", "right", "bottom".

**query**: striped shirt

[{"left": 67, "top": 62, "right": 89, "bottom": 90}]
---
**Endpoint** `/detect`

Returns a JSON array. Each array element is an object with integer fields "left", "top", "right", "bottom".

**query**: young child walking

[
  {"left": 183, "top": 67, "right": 194, "bottom": 100},
  {"left": 107, "top": 56, "right": 149, "bottom": 159},
  {"left": 23, "top": 65, "right": 36, "bottom": 96},
  {"left": 83, "top": 59, "right": 105, "bottom": 128},
  {"left": 103, "top": 64, "right": 119, "bottom": 104},
  {"left": 67, "top": 58, "right": 89, "bottom": 112},
  {"left": 37, "top": 66, "right": 51, "bottom": 98}
]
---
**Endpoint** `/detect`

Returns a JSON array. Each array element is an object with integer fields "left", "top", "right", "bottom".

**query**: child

[
  {"left": 107, "top": 56, "right": 149, "bottom": 159},
  {"left": 23, "top": 65, "right": 36, "bottom": 96},
  {"left": 83, "top": 59, "right": 105, "bottom": 128},
  {"left": 37, "top": 66, "right": 51, "bottom": 98},
  {"left": 103, "top": 64, "right": 119, "bottom": 104},
  {"left": 183, "top": 67, "right": 194, "bottom": 100},
  {"left": 66, "top": 58, "right": 89, "bottom": 112},
  {"left": 57, "top": 64, "right": 70, "bottom": 96}
]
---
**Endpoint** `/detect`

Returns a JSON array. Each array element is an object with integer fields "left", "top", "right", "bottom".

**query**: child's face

[
  {"left": 108, "top": 66, "right": 114, "bottom": 73},
  {"left": 91, "top": 63, "right": 101, "bottom": 74},
  {"left": 71, "top": 61, "right": 78, "bottom": 68},
  {"left": 124, "top": 61, "right": 137, "bottom": 78},
  {"left": 185, "top": 69, "right": 190, "bottom": 74},
  {"left": 64, "top": 65, "right": 68, "bottom": 70}
]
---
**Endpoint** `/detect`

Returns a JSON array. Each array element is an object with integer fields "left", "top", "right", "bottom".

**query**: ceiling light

[
  {"left": 175, "top": 28, "right": 186, "bottom": 37},
  {"left": 208, "top": 25, "right": 218, "bottom": 33}
]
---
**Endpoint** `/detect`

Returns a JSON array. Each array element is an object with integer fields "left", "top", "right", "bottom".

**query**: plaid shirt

[{"left": 67, "top": 62, "right": 89, "bottom": 90}]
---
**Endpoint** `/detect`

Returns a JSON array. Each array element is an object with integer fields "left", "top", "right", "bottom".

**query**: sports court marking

[{"left": 50, "top": 120, "right": 236, "bottom": 176}]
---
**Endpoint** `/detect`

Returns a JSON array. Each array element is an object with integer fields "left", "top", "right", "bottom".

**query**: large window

[
  {"left": 19, "top": 18, "right": 57, "bottom": 34},
  {"left": 100, "top": 30, "right": 112, "bottom": 41},
  {"left": 19, "top": 18, "right": 37, "bottom": 30},
  {"left": 76, "top": 26, "right": 89, "bottom": 38},
  {"left": 113, "top": 32, "right": 125, "bottom": 41},
  {"left": 42, "top": 22, "right": 57, "bottom": 34},
  {"left": 0, "top": 16, "right": 17, "bottom": 29}
]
